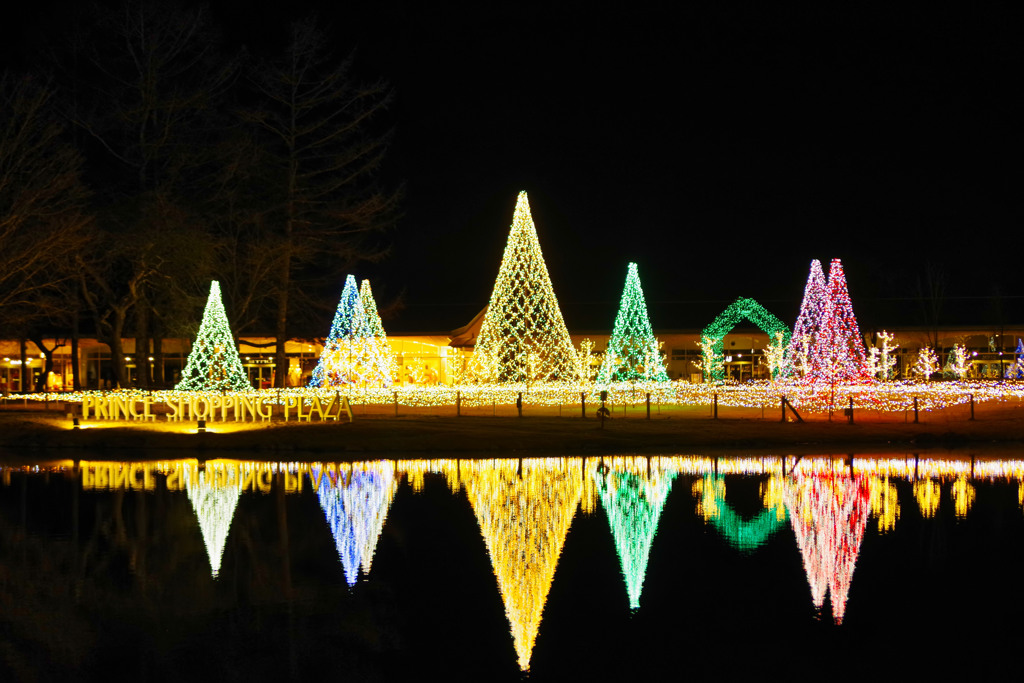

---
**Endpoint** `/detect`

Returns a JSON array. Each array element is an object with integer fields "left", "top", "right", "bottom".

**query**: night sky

[{"left": 6, "top": 3, "right": 1024, "bottom": 334}]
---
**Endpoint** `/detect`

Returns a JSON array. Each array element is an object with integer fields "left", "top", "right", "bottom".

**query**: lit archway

[{"left": 701, "top": 297, "right": 791, "bottom": 383}]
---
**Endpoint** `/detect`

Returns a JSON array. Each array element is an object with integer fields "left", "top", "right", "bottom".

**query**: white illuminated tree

[
  {"left": 694, "top": 335, "right": 721, "bottom": 383},
  {"left": 472, "top": 192, "right": 579, "bottom": 384},
  {"left": 175, "top": 281, "right": 251, "bottom": 391},
  {"left": 762, "top": 331, "right": 787, "bottom": 381},
  {"left": 914, "top": 347, "right": 939, "bottom": 381}
]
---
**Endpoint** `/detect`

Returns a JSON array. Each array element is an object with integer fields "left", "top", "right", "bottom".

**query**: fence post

[
  {"left": 847, "top": 396, "right": 854, "bottom": 424},
  {"left": 456, "top": 390, "right": 461, "bottom": 417},
  {"left": 646, "top": 392, "right": 651, "bottom": 420},
  {"left": 913, "top": 396, "right": 919, "bottom": 424},
  {"left": 581, "top": 392, "right": 586, "bottom": 418},
  {"left": 713, "top": 392, "right": 718, "bottom": 420},
  {"left": 394, "top": 391, "right": 398, "bottom": 417},
  {"left": 969, "top": 393, "right": 974, "bottom": 421}
]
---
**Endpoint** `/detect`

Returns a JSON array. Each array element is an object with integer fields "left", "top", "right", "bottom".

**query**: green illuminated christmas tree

[
  {"left": 175, "top": 281, "right": 251, "bottom": 391},
  {"left": 473, "top": 192, "right": 579, "bottom": 384},
  {"left": 596, "top": 262, "right": 668, "bottom": 384},
  {"left": 359, "top": 279, "right": 397, "bottom": 386}
]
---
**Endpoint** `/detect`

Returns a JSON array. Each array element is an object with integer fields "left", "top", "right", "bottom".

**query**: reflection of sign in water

[
  {"left": 184, "top": 463, "right": 242, "bottom": 578},
  {"left": 692, "top": 475, "right": 787, "bottom": 552},
  {"left": 593, "top": 457, "right": 676, "bottom": 610},
  {"left": 461, "top": 458, "right": 583, "bottom": 672},
  {"left": 784, "top": 473, "right": 870, "bottom": 624},
  {"left": 312, "top": 462, "right": 398, "bottom": 586}
]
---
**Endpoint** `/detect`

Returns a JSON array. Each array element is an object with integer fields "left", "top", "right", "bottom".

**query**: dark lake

[{"left": 1, "top": 453, "right": 1022, "bottom": 681}]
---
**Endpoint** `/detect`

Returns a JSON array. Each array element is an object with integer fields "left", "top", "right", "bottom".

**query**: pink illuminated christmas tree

[
  {"left": 808, "top": 259, "right": 871, "bottom": 384},
  {"left": 788, "top": 259, "right": 827, "bottom": 377}
]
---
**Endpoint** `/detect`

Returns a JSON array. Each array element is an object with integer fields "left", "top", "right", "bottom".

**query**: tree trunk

[
  {"left": 135, "top": 298, "right": 151, "bottom": 389},
  {"left": 104, "top": 310, "right": 130, "bottom": 388},
  {"left": 153, "top": 335, "right": 165, "bottom": 387},
  {"left": 274, "top": 234, "right": 293, "bottom": 389},
  {"left": 28, "top": 337, "right": 56, "bottom": 393},
  {"left": 19, "top": 339, "right": 27, "bottom": 394},
  {"left": 71, "top": 312, "right": 81, "bottom": 391},
  {"left": 274, "top": 276, "right": 289, "bottom": 387}
]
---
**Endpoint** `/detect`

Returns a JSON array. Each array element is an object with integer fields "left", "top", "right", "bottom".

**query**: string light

[
  {"left": 595, "top": 263, "right": 668, "bottom": 385},
  {"left": 867, "top": 331, "right": 900, "bottom": 381},
  {"left": 1005, "top": 339, "right": 1024, "bottom": 379},
  {"left": 808, "top": 259, "right": 871, "bottom": 384},
  {"left": 914, "top": 347, "right": 940, "bottom": 381},
  {"left": 788, "top": 259, "right": 827, "bottom": 378},
  {"left": 471, "top": 192, "right": 579, "bottom": 385},
  {"left": 360, "top": 279, "right": 398, "bottom": 386},
  {"left": 310, "top": 275, "right": 394, "bottom": 388},
  {"left": 175, "top": 281, "right": 251, "bottom": 391},
  {"left": 700, "top": 298, "right": 791, "bottom": 383}
]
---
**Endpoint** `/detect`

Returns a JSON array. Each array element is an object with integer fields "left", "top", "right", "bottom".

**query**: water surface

[{"left": 1, "top": 453, "right": 1021, "bottom": 681}]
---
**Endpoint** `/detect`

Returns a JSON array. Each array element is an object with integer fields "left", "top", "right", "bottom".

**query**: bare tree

[
  {"left": 915, "top": 261, "right": 946, "bottom": 352},
  {"left": 0, "top": 72, "right": 91, "bottom": 342},
  {"left": 68, "top": 1, "right": 238, "bottom": 387},
  {"left": 242, "top": 17, "right": 401, "bottom": 387}
]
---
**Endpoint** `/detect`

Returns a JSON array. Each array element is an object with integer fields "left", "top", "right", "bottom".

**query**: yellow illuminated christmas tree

[
  {"left": 460, "top": 458, "right": 583, "bottom": 671},
  {"left": 472, "top": 192, "right": 579, "bottom": 384}
]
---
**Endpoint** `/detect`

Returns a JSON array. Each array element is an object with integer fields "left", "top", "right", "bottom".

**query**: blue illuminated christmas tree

[
  {"left": 313, "top": 463, "right": 398, "bottom": 586},
  {"left": 310, "top": 275, "right": 393, "bottom": 387},
  {"left": 1006, "top": 338, "right": 1024, "bottom": 379},
  {"left": 596, "top": 263, "right": 668, "bottom": 384}
]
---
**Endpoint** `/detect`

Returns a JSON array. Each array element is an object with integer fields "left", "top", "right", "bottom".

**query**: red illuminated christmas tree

[{"left": 808, "top": 259, "right": 871, "bottom": 383}]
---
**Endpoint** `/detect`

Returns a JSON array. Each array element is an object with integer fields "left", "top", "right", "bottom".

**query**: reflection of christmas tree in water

[
  {"left": 312, "top": 461, "right": 398, "bottom": 586},
  {"left": 784, "top": 472, "right": 871, "bottom": 624},
  {"left": 184, "top": 463, "right": 242, "bottom": 578},
  {"left": 692, "top": 475, "right": 787, "bottom": 552},
  {"left": 593, "top": 457, "right": 676, "bottom": 609},
  {"left": 460, "top": 458, "right": 583, "bottom": 672}
]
